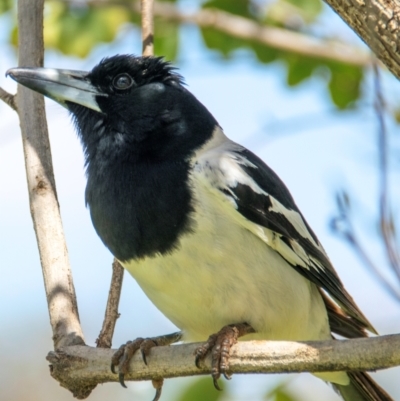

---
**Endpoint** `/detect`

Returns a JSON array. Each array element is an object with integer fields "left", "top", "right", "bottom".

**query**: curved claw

[
  {"left": 112, "top": 332, "right": 181, "bottom": 390},
  {"left": 119, "top": 372, "right": 127, "bottom": 388},
  {"left": 223, "top": 372, "right": 232, "bottom": 380},
  {"left": 111, "top": 343, "right": 128, "bottom": 374},
  {"left": 213, "top": 377, "right": 222, "bottom": 391},
  {"left": 141, "top": 348, "right": 148, "bottom": 365},
  {"left": 111, "top": 363, "right": 116, "bottom": 374},
  {"left": 194, "top": 323, "right": 255, "bottom": 392},
  {"left": 152, "top": 386, "right": 163, "bottom": 401},
  {"left": 194, "top": 355, "right": 202, "bottom": 369},
  {"left": 194, "top": 342, "right": 210, "bottom": 369}
]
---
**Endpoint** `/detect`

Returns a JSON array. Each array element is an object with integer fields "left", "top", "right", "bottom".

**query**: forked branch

[{"left": 47, "top": 334, "right": 400, "bottom": 399}]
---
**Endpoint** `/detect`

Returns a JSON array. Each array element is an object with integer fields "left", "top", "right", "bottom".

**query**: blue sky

[{"left": 0, "top": 5, "right": 399, "bottom": 401}]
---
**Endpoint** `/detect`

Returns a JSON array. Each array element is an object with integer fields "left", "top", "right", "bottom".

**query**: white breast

[{"left": 122, "top": 171, "right": 330, "bottom": 344}]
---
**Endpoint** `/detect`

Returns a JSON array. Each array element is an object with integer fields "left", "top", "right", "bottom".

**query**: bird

[{"left": 7, "top": 55, "right": 393, "bottom": 401}]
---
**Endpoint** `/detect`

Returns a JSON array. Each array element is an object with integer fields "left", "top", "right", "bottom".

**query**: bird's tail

[{"left": 333, "top": 372, "right": 393, "bottom": 401}]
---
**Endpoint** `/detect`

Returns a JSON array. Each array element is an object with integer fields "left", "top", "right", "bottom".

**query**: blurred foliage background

[
  {"left": 0, "top": 0, "right": 373, "bottom": 110},
  {"left": 0, "top": 1, "right": 399, "bottom": 401}
]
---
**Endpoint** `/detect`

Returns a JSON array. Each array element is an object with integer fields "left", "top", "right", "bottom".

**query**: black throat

[{"left": 85, "top": 154, "right": 194, "bottom": 261}]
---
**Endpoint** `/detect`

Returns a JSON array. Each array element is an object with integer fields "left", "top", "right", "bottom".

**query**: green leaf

[
  {"left": 265, "top": 0, "right": 323, "bottom": 26},
  {"left": 44, "top": 1, "right": 130, "bottom": 58},
  {"left": 9, "top": 22, "right": 17, "bottom": 46},
  {"left": 201, "top": 27, "right": 247, "bottom": 58},
  {"left": 285, "top": 54, "right": 315, "bottom": 86},
  {"left": 154, "top": 19, "right": 179, "bottom": 61},
  {"left": 0, "top": 0, "right": 12, "bottom": 14},
  {"left": 202, "top": 0, "right": 253, "bottom": 18},
  {"left": 200, "top": 0, "right": 254, "bottom": 56},
  {"left": 328, "top": 63, "right": 362, "bottom": 109},
  {"left": 251, "top": 41, "right": 280, "bottom": 64},
  {"left": 275, "top": 389, "right": 297, "bottom": 401},
  {"left": 177, "top": 377, "right": 224, "bottom": 401},
  {"left": 285, "top": 0, "right": 322, "bottom": 22}
]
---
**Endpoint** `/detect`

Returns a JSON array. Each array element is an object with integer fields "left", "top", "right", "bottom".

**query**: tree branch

[
  {"left": 0, "top": 86, "right": 17, "bottom": 111},
  {"left": 72, "top": 0, "right": 371, "bottom": 67},
  {"left": 141, "top": 0, "right": 154, "bottom": 56},
  {"left": 96, "top": 259, "right": 124, "bottom": 349},
  {"left": 47, "top": 334, "right": 400, "bottom": 399},
  {"left": 16, "top": 0, "right": 84, "bottom": 349},
  {"left": 323, "top": 0, "right": 400, "bottom": 79}
]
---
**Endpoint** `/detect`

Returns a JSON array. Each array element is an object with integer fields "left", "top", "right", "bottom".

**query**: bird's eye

[{"left": 113, "top": 73, "right": 134, "bottom": 90}]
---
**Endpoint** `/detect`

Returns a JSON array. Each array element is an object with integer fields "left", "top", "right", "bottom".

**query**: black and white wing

[{"left": 194, "top": 134, "right": 376, "bottom": 336}]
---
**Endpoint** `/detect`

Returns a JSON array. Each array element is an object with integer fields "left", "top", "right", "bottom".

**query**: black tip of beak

[{"left": 6, "top": 68, "right": 15, "bottom": 79}]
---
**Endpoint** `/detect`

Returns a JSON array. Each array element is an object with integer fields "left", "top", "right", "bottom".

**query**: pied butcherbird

[{"left": 7, "top": 55, "right": 393, "bottom": 401}]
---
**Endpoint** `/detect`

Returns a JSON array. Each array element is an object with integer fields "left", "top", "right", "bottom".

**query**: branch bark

[
  {"left": 16, "top": 0, "right": 84, "bottom": 349},
  {"left": 323, "top": 0, "right": 400, "bottom": 79},
  {"left": 96, "top": 260, "right": 124, "bottom": 349},
  {"left": 47, "top": 334, "right": 400, "bottom": 399},
  {"left": 0, "top": 86, "right": 17, "bottom": 111},
  {"left": 141, "top": 0, "right": 154, "bottom": 56}
]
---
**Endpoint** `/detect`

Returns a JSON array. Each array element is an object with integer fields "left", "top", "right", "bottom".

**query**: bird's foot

[
  {"left": 194, "top": 323, "right": 255, "bottom": 390},
  {"left": 111, "top": 331, "right": 182, "bottom": 399}
]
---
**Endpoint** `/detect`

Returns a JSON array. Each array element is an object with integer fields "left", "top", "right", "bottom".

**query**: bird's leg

[
  {"left": 194, "top": 322, "right": 255, "bottom": 390},
  {"left": 111, "top": 331, "right": 182, "bottom": 393}
]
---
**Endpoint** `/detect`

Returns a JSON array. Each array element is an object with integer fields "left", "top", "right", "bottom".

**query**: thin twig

[
  {"left": 0, "top": 87, "right": 17, "bottom": 111},
  {"left": 16, "top": 0, "right": 85, "bottom": 349},
  {"left": 65, "top": 0, "right": 371, "bottom": 67},
  {"left": 331, "top": 193, "right": 400, "bottom": 302},
  {"left": 96, "top": 259, "right": 124, "bottom": 348},
  {"left": 47, "top": 334, "right": 400, "bottom": 396},
  {"left": 141, "top": 0, "right": 154, "bottom": 56},
  {"left": 373, "top": 62, "right": 400, "bottom": 281},
  {"left": 331, "top": 64, "right": 400, "bottom": 302}
]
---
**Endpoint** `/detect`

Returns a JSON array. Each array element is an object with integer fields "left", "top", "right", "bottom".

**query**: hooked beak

[{"left": 6, "top": 67, "right": 106, "bottom": 112}]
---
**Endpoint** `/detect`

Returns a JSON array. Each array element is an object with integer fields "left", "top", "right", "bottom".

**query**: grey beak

[{"left": 6, "top": 67, "right": 106, "bottom": 112}]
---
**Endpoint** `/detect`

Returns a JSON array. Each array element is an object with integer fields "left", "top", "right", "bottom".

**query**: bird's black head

[{"left": 7, "top": 55, "right": 218, "bottom": 166}]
